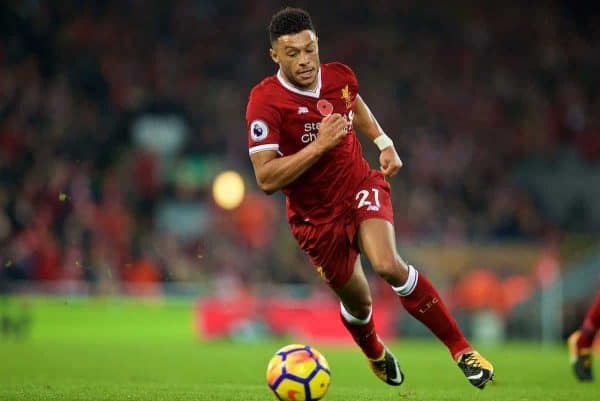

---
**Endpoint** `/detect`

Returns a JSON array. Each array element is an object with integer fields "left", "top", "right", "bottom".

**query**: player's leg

[
  {"left": 357, "top": 218, "right": 470, "bottom": 356},
  {"left": 333, "top": 256, "right": 381, "bottom": 358},
  {"left": 357, "top": 218, "right": 494, "bottom": 389},
  {"left": 333, "top": 257, "right": 404, "bottom": 385},
  {"left": 568, "top": 291, "right": 600, "bottom": 381},
  {"left": 291, "top": 217, "right": 404, "bottom": 386}
]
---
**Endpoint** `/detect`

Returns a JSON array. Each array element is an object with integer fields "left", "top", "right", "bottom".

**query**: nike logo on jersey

[{"left": 297, "top": 106, "right": 309, "bottom": 114}]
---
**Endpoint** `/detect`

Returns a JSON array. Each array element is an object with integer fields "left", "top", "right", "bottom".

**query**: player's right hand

[{"left": 315, "top": 113, "right": 348, "bottom": 152}]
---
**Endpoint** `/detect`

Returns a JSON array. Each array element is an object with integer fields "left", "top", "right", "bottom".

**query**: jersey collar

[{"left": 276, "top": 67, "right": 322, "bottom": 98}]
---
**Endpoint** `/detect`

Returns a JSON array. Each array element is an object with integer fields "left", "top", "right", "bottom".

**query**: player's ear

[{"left": 269, "top": 47, "right": 279, "bottom": 64}]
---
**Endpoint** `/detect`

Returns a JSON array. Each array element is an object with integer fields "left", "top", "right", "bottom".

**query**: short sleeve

[{"left": 245, "top": 88, "right": 282, "bottom": 155}]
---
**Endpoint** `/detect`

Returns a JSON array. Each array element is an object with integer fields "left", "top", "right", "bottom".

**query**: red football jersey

[{"left": 246, "top": 62, "right": 370, "bottom": 224}]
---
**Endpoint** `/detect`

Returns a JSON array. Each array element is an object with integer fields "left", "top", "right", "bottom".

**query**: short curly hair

[{"left": 268, "top": 7, "right": 316, "bottom": 43}]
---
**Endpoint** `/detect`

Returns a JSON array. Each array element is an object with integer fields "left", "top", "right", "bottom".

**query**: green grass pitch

[{"left": 0, "top": 297, "right": 597, "bottom": 400}]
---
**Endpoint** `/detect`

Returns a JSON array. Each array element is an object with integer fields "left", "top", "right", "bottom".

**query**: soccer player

[
  {"left": 568, "top": 291, "right": 599, "bottom": 381},
  {"left": 246, "top": 7, "right": 494, "bottom": 389}
]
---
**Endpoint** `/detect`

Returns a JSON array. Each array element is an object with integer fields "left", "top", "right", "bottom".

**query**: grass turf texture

[{"left": 0, "top": 297, "right": 597, "bottom": 401}]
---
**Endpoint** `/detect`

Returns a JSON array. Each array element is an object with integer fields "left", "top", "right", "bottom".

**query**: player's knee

[
  {"left": 344, "top": 299, "right": 372, "bottom": 320},
  {"left": 371, "top": 255, "right": 408, "bottom": 284}
]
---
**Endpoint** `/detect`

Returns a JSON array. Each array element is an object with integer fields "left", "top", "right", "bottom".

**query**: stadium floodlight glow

[{"left": 212, "top": 170, "right": 245, "bottom": 210}]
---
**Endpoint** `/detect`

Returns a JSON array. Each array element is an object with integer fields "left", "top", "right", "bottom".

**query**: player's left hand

[{"left": 379, "top": 146, "right": 403, "bottom": 177}]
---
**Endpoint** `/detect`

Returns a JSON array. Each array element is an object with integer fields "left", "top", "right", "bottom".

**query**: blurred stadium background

[{"left": 1, "top": 0, "right": 599, "bottom": 357}]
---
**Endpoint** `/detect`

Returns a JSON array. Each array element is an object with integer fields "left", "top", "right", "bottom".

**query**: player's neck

[{"left": 277, "top": 68, "right": 320, "bottom": 93}]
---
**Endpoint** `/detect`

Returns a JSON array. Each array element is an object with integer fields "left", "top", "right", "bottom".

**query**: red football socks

[
  {"left": 394, "top": 266, "right": 471, "bottom": 360},
  {"left": 577, "top": 292, "right": 600, "bottom": 349},
  {"left": 340, "top": 305, "right": 385, "bottom": 360}
]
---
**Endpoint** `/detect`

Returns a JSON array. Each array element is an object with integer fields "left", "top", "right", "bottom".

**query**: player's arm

[
  {"left": 250, "top": 114, "right": 348, "bottom": 194},
  {"left": 352, "top": 94, "right": 403, "bottom": 177}
]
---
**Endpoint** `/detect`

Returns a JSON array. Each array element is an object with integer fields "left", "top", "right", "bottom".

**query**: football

[{"left": 266, "top": 344, "right": 331, "bottom": 401}]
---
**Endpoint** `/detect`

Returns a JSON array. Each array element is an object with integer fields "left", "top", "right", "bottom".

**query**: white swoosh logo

[
  {"left": 391, "top": 360, "right": 404, "bottom": 384},
  {"left": 468, "top": 371, "right": 484, "bottom": 380}
]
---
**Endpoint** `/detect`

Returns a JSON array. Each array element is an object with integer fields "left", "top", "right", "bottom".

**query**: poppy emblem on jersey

[
  {"left": 250, "top": 120, "right": 269, "bottom": 142},
  {"left": 341, "top": 84, "right": 352, "bottom": 109},
  {"left": 316, "top": 99, "right": 334, "bottom": 117}
]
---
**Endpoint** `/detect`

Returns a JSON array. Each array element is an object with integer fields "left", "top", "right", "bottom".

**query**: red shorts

[{"left": 290, "top": 170, "right": 394, "bottom": 289}]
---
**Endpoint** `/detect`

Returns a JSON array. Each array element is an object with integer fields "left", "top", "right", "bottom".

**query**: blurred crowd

[{"left": 0, "top": 1, "right": 599, "bottom": 292}]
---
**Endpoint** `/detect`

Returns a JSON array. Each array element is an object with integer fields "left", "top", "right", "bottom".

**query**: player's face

[{"left": 270, "top": 30, "right": 320, "bottom": 89}]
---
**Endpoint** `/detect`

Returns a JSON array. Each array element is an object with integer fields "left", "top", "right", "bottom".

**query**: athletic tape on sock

[
  {"left": 392, "top": 265, "right": 419, "bottom": 296},
  {"left": 340, "top": 302, "right": 372, "bottom": 325}
]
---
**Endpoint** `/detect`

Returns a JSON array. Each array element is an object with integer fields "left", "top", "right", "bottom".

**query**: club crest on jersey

[
  {"left": 341, "top": 84, "right": 352, "bottom": 109},
  {"left": 316, "top": 266, "right": 330, "bottom": 283},
  {"left": 250, "top": 120, "right": 269, "bottom": 142}
]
